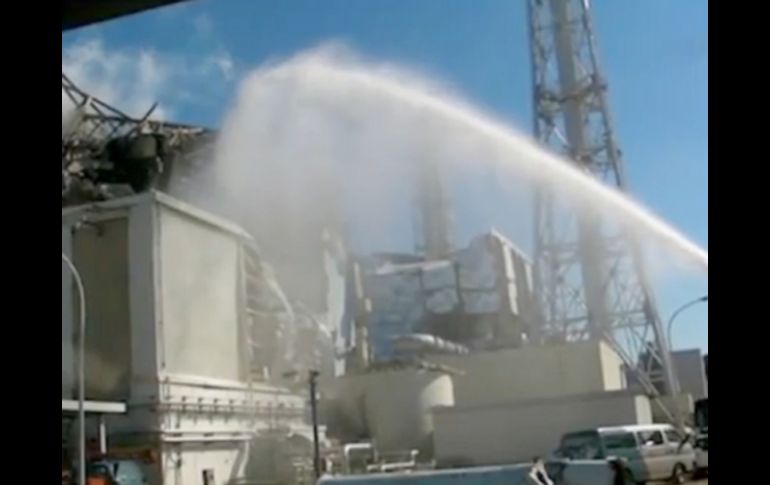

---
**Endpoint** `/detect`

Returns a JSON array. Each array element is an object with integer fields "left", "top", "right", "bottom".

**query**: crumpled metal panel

[{"left": 363, "top": 232, "right": 534, "bottom": 360}]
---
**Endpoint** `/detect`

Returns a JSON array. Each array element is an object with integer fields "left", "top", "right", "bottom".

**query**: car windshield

[
  {"left": 559, "top": 431, "right": 603, "bottom": 460},
  {"left": 603, "top": 431, "right": 637, "bottom": 451}
]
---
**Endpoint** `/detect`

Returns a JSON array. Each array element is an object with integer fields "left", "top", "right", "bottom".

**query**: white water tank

[{"left": 363, "top": 369, "right": 454, "bottom": 458}]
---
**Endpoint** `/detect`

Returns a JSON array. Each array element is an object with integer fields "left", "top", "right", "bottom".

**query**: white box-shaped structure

[
  {"left": 62, "top": 191, "right": 251, "bottom": 400},
  {"left": 62, "top": 192, "right": 314, "bottom": 484},
  {"left": 433, "top": 340, "right": 625, "bottom": 407}
]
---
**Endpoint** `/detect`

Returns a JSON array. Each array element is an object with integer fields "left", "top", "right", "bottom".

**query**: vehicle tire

[{"left": 670, "top": 463, "right": 687, "bottom": 484}]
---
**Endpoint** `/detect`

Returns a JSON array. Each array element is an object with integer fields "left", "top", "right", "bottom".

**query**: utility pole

[{"left": 308, "top": 370, "right": 321, "bottom": 480}]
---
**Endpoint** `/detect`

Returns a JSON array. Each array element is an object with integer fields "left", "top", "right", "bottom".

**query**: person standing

[{"left": 529, "top": 457, "right": 555, "bottom": 485}]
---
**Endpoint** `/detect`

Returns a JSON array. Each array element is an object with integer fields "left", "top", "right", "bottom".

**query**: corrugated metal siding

[{"left": 361, "top": 232, "right": 535, "bottom": 360}]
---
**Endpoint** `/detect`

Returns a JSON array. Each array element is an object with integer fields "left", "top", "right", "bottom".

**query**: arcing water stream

[{"left": 205, "top": 46, "right": 709, "bottom": 272}]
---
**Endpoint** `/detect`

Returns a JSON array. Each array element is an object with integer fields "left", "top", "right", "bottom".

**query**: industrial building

[
  {"left": 60, "top": 88, "right": 701, "bottom": 481},
  {"left": 61, "top": 0, "right": 706, "bottom": 482},
  {"left": 62, "top": 192, "right": 326, "bottom": 484},
  {"left": 321, "top": 339, "right": 660, "bottom": 467},
  {"left": 360, "top": 231, "right": 536, "bottom": 361},
  {"left": 433, "top": 391, "right": 651, "bottom": 467}
]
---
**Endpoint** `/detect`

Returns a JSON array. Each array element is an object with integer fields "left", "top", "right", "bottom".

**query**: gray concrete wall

[
  {"left": 433, "top": 391, "right": 652, "bottom": 467},
  {"left": 624, "top": 349, "right": 708, "bottom": 402},
  {"left": 63, "top": 207, "right": 134, "bottom": 401},
  {"left": 433, "top": 341, "right": 624, "bottom": 407},
  {"left": 73, "top": 216, "right": 132, "bottom": 401},
  {"left": 63, "top": 195, "right": 159, "bottom": 402},
  {"left": 323, "top": 369, "right": 455, "bottom": 458},
  {"left": 673, "top": 349, "right": 708, "bottom": 400},
  {"left": 158, "top": 206, "right": 244, "bottom": 382}
]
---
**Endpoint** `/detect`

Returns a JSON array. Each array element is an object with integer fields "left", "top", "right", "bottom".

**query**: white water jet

[{"left": 205, "top": 46, "right": 707, "bottom": 276}]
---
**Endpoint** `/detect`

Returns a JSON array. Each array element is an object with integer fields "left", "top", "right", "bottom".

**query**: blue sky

[{"left": 62, "top": 0, "right": 708, "bottom": 352}]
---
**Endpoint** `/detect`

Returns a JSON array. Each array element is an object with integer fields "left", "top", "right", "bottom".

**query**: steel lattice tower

[{"left": 527, "top": 0, "right": 679, "bottom": 410}]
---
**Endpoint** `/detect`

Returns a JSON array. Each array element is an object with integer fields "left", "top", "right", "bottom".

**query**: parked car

[{"left": 557, "top": 424, "right": 695, "bottom": 484}]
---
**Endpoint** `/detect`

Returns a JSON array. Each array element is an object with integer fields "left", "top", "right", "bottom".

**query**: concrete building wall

[
  {"left": 625, "top": 349, "right": 708, "bottom": 403},
  {"left": 672, "top": 349, "right": 708, "bottom": 400},
  {"left": 63, "top": 193, "right": 318, "bottom": 484},
  {"left": 105, "top": 375, "right": 312, "bottom": 484},
  {"left": 158, "top": 444, "right": 249, "bottom": 485},
  {"left": 126, "top": 200, "right": 161, "bottom": 403},
  {"left": 433, "top": 392, "right": 652, "bottom": 467},
  {"left": 598, "top": 342, "right": 625, "bottom": 390},
  {"left": 363, "top": 370, "right": 454, "bottom": 456},
  {"left": 433, "top": 340, "right": 624, "bottom": 407},
  {"left": 652, "top": 394, "right": 695, "bottom": 424},
  {"left": 322, "top": 369, "right": 454, "bottom": 458},
  {"left": 63, "top": 197, "right": 159, "bottom": 402},
  {"left": 158, "top": 206, "right": 244, "bottom": 382},
  {"left": 63, "top": 206, "right": 135, "bottom": 401},
  {"left": 74, "top": 217, "right": 132, "bottom": 401},
  {"left": 63, "top": 193, "right": 251, "bottom": 400}
]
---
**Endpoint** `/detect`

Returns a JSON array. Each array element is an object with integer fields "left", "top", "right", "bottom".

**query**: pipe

[
  {"left": 162, "top": 436, "right": 253, "bottom": 444},
  {"left": 158, "top": 429, "right": 259, "bottom": 435},
  {"left": 98, "top": 415, "right": 107, "bottom": 454},
  {"left": 343, "top": 443, "right": 373, "bottom": 474},
  {"left": 392, "top": 333, "right": 469, "bottom": 355},
  {"left": 62, "top": 252, "right": 86, "bottom": 485},
  {"left": 375, "top": 451, "right": 419, "bottom": 474}
]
